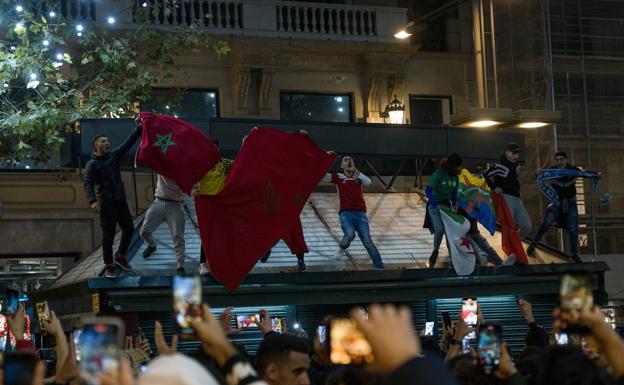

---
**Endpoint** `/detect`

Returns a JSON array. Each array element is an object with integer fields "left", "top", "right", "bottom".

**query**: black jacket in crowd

[
  {"left": 83, "top": 127, "right": 142, "bottom": 204},
  {"left": 484, "top": 155, "right": 522, "bottom": 197}
]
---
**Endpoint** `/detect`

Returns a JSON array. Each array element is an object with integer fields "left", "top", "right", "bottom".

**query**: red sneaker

[
  {"left": 105, "top": 264, "right": 117, "bottom": 278},
  {"left": 114, "top": 254, "right": 133, "bottom": 271}
]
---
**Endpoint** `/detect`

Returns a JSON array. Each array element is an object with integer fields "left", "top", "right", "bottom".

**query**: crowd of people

[{"left": 2, "top": 298, "right": 623, "bottom": 385}]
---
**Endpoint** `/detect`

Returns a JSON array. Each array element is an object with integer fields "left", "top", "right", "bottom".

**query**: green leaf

[{"left": 63, "top": 53, "right": 73, "bottom": 64}]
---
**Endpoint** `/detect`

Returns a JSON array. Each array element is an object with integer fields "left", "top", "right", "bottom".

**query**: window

[
  {"left": 409, "top": 95, "right": 452, "bottom": 125},
  {"left": 280, "top": 92, "right": 352, "bottom": 123},
  {"left": 142, "top": 89, "right": 219, "bottom": 118}
]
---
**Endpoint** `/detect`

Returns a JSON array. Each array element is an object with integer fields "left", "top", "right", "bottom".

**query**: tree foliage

[{"left": 0, "top": 4, "right": 228, "bottom": 165}]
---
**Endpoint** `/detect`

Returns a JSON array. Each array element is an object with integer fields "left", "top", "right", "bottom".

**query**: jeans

[
  {"left": 100, "top": 201, "right": 134, "bottom": 265},
  {"left": 339, "top": 211, "right": 384, "bottom": 268},
  {"left": 428, "top": 204, "right": 445, "bottom": 253},
  {"left": 503, "top": 194, "right": 532, "bottom": 238},
  {"left": 468, "top": 232, "right": 503, "bottom": 265},
  {"left": 533, "top": 199, "right": 579, "bottom": 255},
  {"left": 140, "top": 199, "right": 186, "bottom": 269}
]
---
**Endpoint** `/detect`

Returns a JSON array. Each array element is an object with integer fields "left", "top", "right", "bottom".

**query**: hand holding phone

[
  {"left": 3, "top": 289, "right": 19, "bottom": 316},
  {"left": 329, "top": 318, "right": 374, "bottom": 365},
  {"left": 78, "top": 317, "right": 124, "bottom": 385},
  {"left": 173, "top": 275, "right": 203, "bottom": 336},
  {"left": 462, "top": 297, "right": 478, "bottom": 340},
  {"left": 560, "top": 273, "right": 593, "bottom": 334},
  {"left": 424, "top": 321, "right": 435, "bottom": 336},
  {"left": 478, "top": 324, "right": 502, "bottom": 373},
  {"left": 36, "top": 301, "right": 51, "bottom": 334}
]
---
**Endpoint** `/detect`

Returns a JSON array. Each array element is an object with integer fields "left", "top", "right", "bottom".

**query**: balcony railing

[{"left": 25, "top": 0, "right": 406, "bottom": 43}]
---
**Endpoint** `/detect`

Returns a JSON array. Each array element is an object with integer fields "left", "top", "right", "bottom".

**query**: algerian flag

[{"left": 439, "top": 206, "right": 476, "bottom": 275}]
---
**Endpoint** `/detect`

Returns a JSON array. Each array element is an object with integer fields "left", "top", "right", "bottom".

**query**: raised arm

[{"left": 112, "top": 121, "right": 142, "bottom": 162}]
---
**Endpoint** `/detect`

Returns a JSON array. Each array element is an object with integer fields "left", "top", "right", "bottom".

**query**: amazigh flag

[
  {"left": 135, "top": 113, "right": 220, "bottom": 194},
  {"left": 195, "top": 127, "right": 336, "bottom": 291},
  {"left": 491, "top": 192, "right": 528, "bottom": 265},
  {"left": 439, "top": 206, "right": 476, "bottom": 275},
  {"left": 458, "top": 169, "right": 497, "bottom": 235}
]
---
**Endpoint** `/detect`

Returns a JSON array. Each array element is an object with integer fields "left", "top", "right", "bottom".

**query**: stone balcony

[{"left": 27, "top": 0, "right": 407, "bottom": 43}]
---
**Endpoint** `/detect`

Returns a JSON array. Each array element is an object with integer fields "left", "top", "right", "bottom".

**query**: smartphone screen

[
  {"left": 3, "top": 351, "right": 37, "bottom": 385},
  {"left": 79, "top": 323, "right": 121, "bottom": 385},
  {"left": 442, "top": 311, "right": 452, "bottom": 330},
  {"left": 74, "top": 329, "right": 83, "bottom": 362},
  {"left": 601, "top": 308, "right": 616, "bottom": 329},
  {"left": 4, "top": 289, "right": 19, "bottom": 316},
  {"left": 425, "top": 321, "right": 434, "bottom": 336},
  {"left": 555, "top": 332, "right": 569, "bottom": 345},
  {"left": 560, "top": 274, "right": 593, "bottom": 312},
  {"left": 462, "top": 297, "right": 478, "bottom": 340},
  {"left": 236, "top": 314, "right": 260, "bottom": 329},
  {"left": 329, "top": 318, "right": 374, "bottom": 365},
  {"left": 317, "top": 325, "right": 327, "bottom": 346},
  {"left": 271, "top": 316, "right": 285, "bottom": 332},
  {"left": 173, "top": 275, "right": 203, "bottom": 335},
  {"left": 478, "top": 324, "right": 502, "bottom": 372},
  {"left": 35, "top": 301, "right": 51, "bottom": 333}
]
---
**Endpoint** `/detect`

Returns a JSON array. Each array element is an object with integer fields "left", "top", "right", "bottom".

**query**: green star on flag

[{"left": 152, "top": 131, "right": 176, "bottom": 155}]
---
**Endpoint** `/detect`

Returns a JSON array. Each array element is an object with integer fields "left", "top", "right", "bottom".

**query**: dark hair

[
  {"left": 256, "top": 333, "right": 311, "bottom": 376},
  {"left": 441, "top": 153, "right": 463, "bottom": 176},
  {"left": 554, "top": 151, "right": 567, "bottom": 159},
  {"left": 529, "top": 346, "right": 615, "bottom": 385},
  {"left": 93, "top": 134, "right": 108, "bottom": 147}
]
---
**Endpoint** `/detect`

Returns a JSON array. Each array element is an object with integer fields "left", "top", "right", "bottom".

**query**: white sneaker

[
  {"left": 198, "top": 263, "right": 211, "bottom": 276},
  {"left": 503, "top": 254, "right": 516, "bottom": 266},
  {"left": 335, "top": 248, "right": 346, "bottom": 260}
]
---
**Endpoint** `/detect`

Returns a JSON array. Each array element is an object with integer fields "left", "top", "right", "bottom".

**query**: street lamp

[{"left": 386, "top": 95, "right": 405, "bottom": 124}]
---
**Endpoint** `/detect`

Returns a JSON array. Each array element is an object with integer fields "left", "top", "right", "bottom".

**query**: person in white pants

[{"left": 140, "top": 174, "right": 186, "bottom": 274}]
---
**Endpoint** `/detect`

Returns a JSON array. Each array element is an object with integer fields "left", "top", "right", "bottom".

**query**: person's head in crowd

[
  {"left": 137, "top": 353, "right": 219, "bottom": 385},
  {"left": 554, "top": 151, "right": 568, "bottom": 168},
  {"left": 419, "top": 335, "right": 443, "bottom": 359},
  {"left": 441, "top": 152, "right": 463, "bottom": 176},
  {"left": 341, "top": 156, "right": 355, "bottom": 175},
  {"left": 504, "top": 143, "right": 521, "bottom": 164},
  {"left": 325, "top": 365, "right": 383, "bottom": 385},
  {"left": 256, "top": 333, "right": 312, "bottom": 385},
  {"left": 93, "top": 134, "right": 111, "bottom": 155},
  {"left": 529, "top": 345, "right": 614, "bottom": 385},
  {"left": 447, "top": 354, "right": 504, "bottom": 385}
]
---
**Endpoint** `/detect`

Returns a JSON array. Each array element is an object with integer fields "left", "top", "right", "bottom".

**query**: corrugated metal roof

[{"left": 50, "top": 192, "right": 566, "bottom": 289}]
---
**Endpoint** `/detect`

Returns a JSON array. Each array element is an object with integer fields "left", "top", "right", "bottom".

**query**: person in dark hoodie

[
  {"left": 484, "top": 143, "right": 532, "bottom": 238},
  {"left": 83, "top": 117, "right": 142, "bottom": 278}
]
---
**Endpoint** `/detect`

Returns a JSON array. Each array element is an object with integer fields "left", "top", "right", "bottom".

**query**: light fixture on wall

[{"left": 386, "top": 95, "right": 405, "bottom": 124}]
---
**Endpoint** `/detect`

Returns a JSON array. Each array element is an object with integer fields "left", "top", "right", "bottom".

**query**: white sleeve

[
  {"left": 322, "top": 173, "right": 332, "bottom": 183},
  {"left": 358, "top": 173, "right": 372, "bottom": 187}
]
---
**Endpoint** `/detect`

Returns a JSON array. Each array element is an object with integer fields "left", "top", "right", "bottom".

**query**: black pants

[{"left": 100, "top": 201, "right": 134, "bottom": 265}]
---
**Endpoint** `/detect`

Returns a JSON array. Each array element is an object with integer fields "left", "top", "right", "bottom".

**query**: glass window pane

[
  {"left": 280, "top": 93, "right": 352, "bottom": 123},
  {"left": 142, "top": 89, "right": 218, "bottom": 118}
]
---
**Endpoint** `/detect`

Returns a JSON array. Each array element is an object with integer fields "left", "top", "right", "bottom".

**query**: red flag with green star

[
  {"left": 195, "top": 127, "right": 336, "bottom": 291},
  {"left": 135, "top": 112, "right": 220, "bottom": 194}
]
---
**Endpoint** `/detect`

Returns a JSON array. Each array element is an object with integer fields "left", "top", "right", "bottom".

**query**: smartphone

[
  {"left": 560, "top": 273, "right": 593, "bottom": 333},
  {"left": 329, "top": 318, "right": 374, "bottom": 365},
  {"left": 317, "top": 325, "right": 327, "bottom": 347},
  {"left": 73, "top": 329, "right": 83, "bottom": 362},
  {"left": 78, "top": 317, "right": 124, "bottom": 385},
  {"left": 3, "top": 351, "right": 37, "bottom": 385},
  {"left": 172, "top": 275, "right": 203, "bottom": 335},
  {"left": 3, "top": 289, "right": 19, "bottom": 316},
  {"left": 555, "top": 332, "right": 569, "bottom": 345},
  {"left": 425, "top": 321, "right": 435, "bottom": 336},
  {"left": 236, "top": 314, "right": 260, "bottom": 329},
  {"left": 271, "top": 316, "right": 285, "bottom": 332},
  {"left": 478, "top": 324, "right": 502, "bottom": 372},
  {"left": 462, "top": 297, "right": 478, "bottom": 340},
  {"left": 442, "top": 311, "right": 452, "bottom": 330},
  {"left": 601, "top": 308, "right": 616, "bottom": 329},
  {"left": 36, "top": 301, "right": 51, "bottom": 334}
]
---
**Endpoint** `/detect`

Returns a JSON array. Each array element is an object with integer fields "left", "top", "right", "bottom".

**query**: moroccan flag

[
  {"left": 491, "top": 192, "right": 528, "bottom": 265},
  {"left": 195, "top": 127, "right": 336, "bottom": 291},
  {"left": 439, "top": 206, "right": 476, "bottom": 276},
  {"left": 135, "top": 112, "right": 220, "bottom": 194},
  {"left": 457, "top": 169, "right": 497, "bottom": 235}
]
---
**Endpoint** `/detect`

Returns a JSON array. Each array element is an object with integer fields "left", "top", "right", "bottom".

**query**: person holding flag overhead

[{"left": 527, "top": 151, "right": 602, "bottom": 263}]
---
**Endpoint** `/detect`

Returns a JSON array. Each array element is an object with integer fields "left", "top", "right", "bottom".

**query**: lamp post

[{"left": 386, "top": 95, "right": 405, "bottom": 124}]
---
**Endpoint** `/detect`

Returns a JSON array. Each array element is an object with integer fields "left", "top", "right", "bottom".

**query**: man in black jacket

[
  {"left": 484, "top": 143, "right": 532, "bottom": 238},
  {"left": 84, "top": 118, "right": 142, "bottom": 278}
]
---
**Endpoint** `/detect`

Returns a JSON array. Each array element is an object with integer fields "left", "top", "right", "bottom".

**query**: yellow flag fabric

[{"left": 196, "top": 158, "right": 234, "bottom": 196}]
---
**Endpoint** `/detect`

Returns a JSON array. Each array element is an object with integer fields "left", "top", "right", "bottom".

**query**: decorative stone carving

[
  {"left": 260, "top": 69, "right": 274, "bottom": 112},
  {"left": 232, "top": 66, "right": 251, "bottom": 111}
]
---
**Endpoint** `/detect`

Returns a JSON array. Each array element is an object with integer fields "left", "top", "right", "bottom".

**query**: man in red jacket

[{"left": 323, "top": 156, "right": 384, "bottom": 269}]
